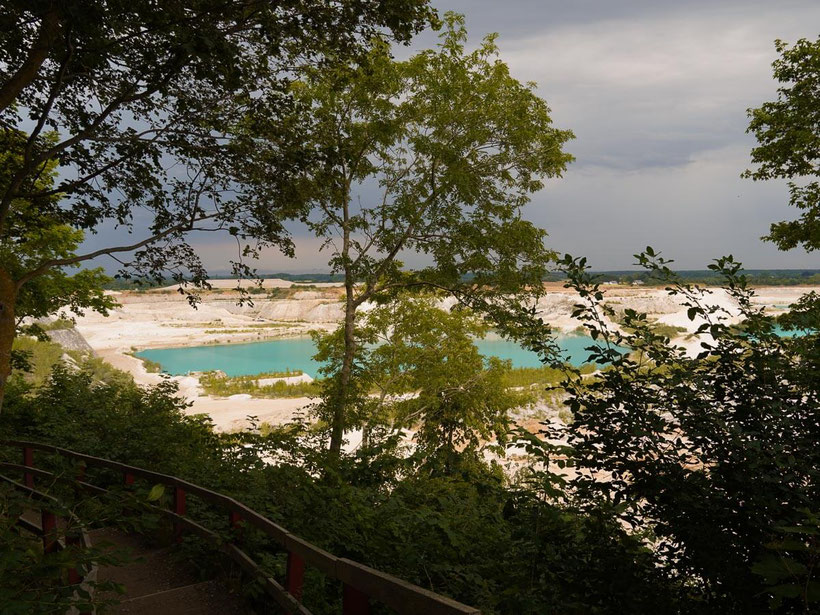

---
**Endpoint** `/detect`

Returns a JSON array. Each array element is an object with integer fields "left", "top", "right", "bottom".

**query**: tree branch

[
  {"left": 24, "top": 22, "right": 73, "bottom": 156},
  {"left": 0, "top": 7, "right": 60, "bottom": 112},
  {"left": 15, "top": 213, "right": 217, "bottom": 290},
  {"left": 0, "top": 57, "right": 181, "bottom": 232}
]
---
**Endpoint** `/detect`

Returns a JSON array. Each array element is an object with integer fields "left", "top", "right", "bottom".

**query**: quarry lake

[{"left": 136, "top": 335, "right": 615, "bottom": 378}]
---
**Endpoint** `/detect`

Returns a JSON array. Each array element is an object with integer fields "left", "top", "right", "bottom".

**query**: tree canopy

[
  {"left": 314, "top": 297, "right": 523, "bottom": 471},
  {"left": 1, "top": 0, "right": 433, "bottom": 271},
  {"left": 745, "top": 36, "right": 820, "bottom": 252},
  {"left": 0, "top": 0, "right": 434, "bottom": 409}
]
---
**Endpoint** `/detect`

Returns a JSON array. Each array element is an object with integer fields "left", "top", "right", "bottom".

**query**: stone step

[
  {"left": 88, "top": 528, "right": 246, "bottom": 613},
  {"left": 112, "top": 579, "right": 246, "bottom": 615},
  {"left": 89, "top": 528, "right": 197, "bottom": 599}
]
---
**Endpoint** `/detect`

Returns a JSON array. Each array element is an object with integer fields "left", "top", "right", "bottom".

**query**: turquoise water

[
  {"left": 770, "top": 324, "right": 812, "bottom": 338},
  {"left": 137, "top": 335, "right": 618, "bottom": 378},
  {"left": 135, "top": 323, "right": 814, "bottom": 378},
  {"left": 138, "top": 338, "right": 324, "bottom": 377}
]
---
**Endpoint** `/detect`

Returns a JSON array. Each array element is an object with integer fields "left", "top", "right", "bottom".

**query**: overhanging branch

[
  {"left": 0, "top": 8, "right": 60, "bottom": 112},
  {"left": 15, "top": 213, "right": 218, "bottom": 290}
]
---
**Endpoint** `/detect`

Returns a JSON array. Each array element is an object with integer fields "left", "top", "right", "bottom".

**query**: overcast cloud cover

[
  {"left": 435, "top": 0, "right": 820, "bottom": 270},
  {"left": 85, "top": 1, "right": 820, "bottom": 272}
]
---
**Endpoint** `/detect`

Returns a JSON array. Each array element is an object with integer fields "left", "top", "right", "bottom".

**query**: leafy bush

[
  {"left": 0, "top": 482, "right": 129, "bottom": 614},
  {"left": 0, "top": 365, "right": 682, "bottom": 614},
  {"left": 533, "top": 250, "right": 820, "bottom": 614}
]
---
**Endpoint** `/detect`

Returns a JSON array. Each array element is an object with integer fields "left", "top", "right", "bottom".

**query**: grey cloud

[
  {"left": 416, "top": 0, "right": 820, "bottom": 268},
  {"left": 83, "top": 1, "right": 820, "bottom": 273},
  {"left": 495, "top": 6, "right": 820, "bottom": 169}
]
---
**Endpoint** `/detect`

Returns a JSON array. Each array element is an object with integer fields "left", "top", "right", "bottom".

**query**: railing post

[
  {"left": 41, "top": 509, "right": 58, "bottom": 554},
  {"left": 229, "top": 510, "right": 242, "bottom": 536},
  {"left": 173, "top": 486, "right": 186, "bottom": 542},
  {"left": 22, "top": 446, "right": 34, "bottom": 488},
  {"left": 66, "top": 532, "right": 93, "bottom": 615},
  {"left": 66, "top": 532, "right": 82, "bottom": 585},
  {"left": 285, "top": 552, "right": 305, "bottom": 602},
  {"left": 342, "top": 584, "right": 371, "bottom": 615}
]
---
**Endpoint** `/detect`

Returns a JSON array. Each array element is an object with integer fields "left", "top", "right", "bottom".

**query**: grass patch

[
  {"left": 126, "top": 352, "right": 163, "bottom": 373},
  {"left": 165, "top": 320, "right": 225, "bottom": 328},
  {"left": 40, "top": 318, "right": 75, "bottom": 331},
  {"left": 651, "top": 324, "right": 688, "bottom": 338},
  {"left": 611, "top": 311, "right": 688, "bottom": 339},
  {"left": 165, "top": 321, "right": 291, "bottom": 332},
  {"left": 12, "top": 337, "right": 66, "bottom": 384},
  {"left": 204, "top": 324, "right": 290, "bottom": 334},
  {"left": 502, "top": 363, "right": 597, "bottom": 389},
  {"left": 12, "top": 336, "right": 132, "bottom": 387}
]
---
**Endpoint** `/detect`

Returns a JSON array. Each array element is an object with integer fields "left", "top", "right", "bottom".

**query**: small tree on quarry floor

[{"left": 313, "top": 296, "right": 525, "bottom": 472}]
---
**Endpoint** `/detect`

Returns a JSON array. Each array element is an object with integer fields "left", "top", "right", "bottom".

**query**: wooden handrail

[
  {"left": 0, "top": 472, "right": 97, "bottom": 615},
  {"left": 2, "top": 439, "right": 481, "bottom": 615}
]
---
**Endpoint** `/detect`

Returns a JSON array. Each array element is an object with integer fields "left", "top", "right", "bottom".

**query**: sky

[
  {"left": 84, "top": 0, "right": 820, "bottom": 273},
  {"left": 414, "top": 0, "right": 820, "bottom": 270}
]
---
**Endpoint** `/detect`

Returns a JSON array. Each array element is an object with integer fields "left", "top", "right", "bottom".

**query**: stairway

[{"left": 89, "top": 528, "right": 247, "bottom": 614}]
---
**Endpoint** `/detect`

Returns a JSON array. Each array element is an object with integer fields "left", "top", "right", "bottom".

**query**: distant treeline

[
  {"left": 585, "top": 269, "right": 820, "bottom": 286},
  {"left": 104, "top": 269, "right": 819, "bottom": 290}
]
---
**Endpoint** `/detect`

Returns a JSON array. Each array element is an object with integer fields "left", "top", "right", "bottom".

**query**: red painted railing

[
  {"left": 2, "top": 440, "right": 480, "bottom": 615},
  {"left": 1, "top": 469, "right": 96, "bottom": 615}
]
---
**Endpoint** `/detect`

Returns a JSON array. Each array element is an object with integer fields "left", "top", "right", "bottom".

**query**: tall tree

[
  {"left": 275, "top": 14, "right": 573, "bottom": 456},
  {"left": 0, "top": 0, "right": 433, "bottom": 409},
  {"left": 745, "top": 35, "right": 820, "bottom": 368},
  {"left": 745, "top": 36, "right": 820, "bottom": 252}
]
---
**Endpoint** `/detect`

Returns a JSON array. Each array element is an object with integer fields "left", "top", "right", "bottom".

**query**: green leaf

[{"left": 147, "top": 484, "right": 165, "bottom": 502}]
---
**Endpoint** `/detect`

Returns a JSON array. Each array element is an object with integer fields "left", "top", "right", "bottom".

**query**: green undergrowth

[
  {"left": 0, "top": 479, "right": 139, "bottom": 614},
  {"left": 12, "top": 337, "right": 132, "bottom": 388},
  {"left": 201, "top": 364, "right": 593, "bottom": 402},
  {"left": 126, "top": 351, "right": 162, "bottom": 373},
  {"left": 0, "top": 367, "right": 681, "bottom": 615}
]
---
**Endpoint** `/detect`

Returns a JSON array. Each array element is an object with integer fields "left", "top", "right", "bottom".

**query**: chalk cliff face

[
  {"left": 46, "top": 327, "right": 94, "bottom": 353},
  {"left": 219, "top": 299, "right": 344, "bottom": 322}
]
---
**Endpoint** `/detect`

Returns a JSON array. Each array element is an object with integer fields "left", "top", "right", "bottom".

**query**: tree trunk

[
  {"left": 361, "top": 423, "right": 371, "bottom": 451},
  {"left": 329, "top": 280, "right": 357, "bottom": 457},
  {"left": 329, "top": 184, "right": 356, "bottom": 458},
  {"left": 0, "top": 270, "right": 18, "bottom": 413}
]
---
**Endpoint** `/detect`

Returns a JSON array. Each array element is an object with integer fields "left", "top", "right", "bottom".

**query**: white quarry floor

[{"left": 72, "top": 281, "right": 815, "bottom": 433}]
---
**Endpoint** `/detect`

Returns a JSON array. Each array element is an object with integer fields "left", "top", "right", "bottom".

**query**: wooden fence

[
  {"left": 1, "top": 439, "right": 481, "bottom": 615},
  {"left": 1, "top": 469, "right": 97, "bottom": 615}
]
